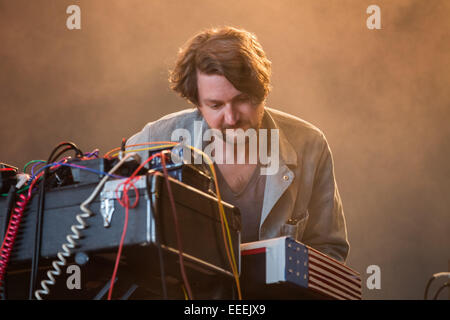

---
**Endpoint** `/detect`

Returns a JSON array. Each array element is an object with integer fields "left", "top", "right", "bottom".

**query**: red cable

[
  {"left": 106, "top": 151, "right": 194, "bottom": 300},
  {"left": 107, "top": 179, "right": 136, "bottom": 300},
  {"left": 160, "top": 151, "right": 193, "bottom": 300},
  {"left": 0, "top": 168, "right": 56, "bottom": 291},
  {"left": 0, "top": 171, "right": 46, "bottom": 290},
  {"left": 107, "top": 154, "right": 161, "bottom": 300},
  {"left": 107, "top": 193, "right": 130, "bottom": 300},
  {"left": 0, "top": 193, "right": 32, "bottom": 289},
  {"left": 0, "top": 162, "right": 67, "bottom": 293}
]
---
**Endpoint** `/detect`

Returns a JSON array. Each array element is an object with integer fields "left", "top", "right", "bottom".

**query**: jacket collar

[{"left": 263, "top": 107, "right": 298, "bottom": 168}]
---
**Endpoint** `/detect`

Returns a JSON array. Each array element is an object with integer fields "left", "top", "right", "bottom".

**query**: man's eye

[{"left": 210, "top": 104, "right": 222, "bottom": 109}]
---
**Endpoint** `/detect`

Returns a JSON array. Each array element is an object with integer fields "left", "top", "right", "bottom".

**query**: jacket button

[{"left": 283, "top": 175, "right": 289, "bottom": 181}]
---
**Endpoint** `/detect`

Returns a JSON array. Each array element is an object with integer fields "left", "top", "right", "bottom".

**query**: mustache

[{"left": 221, "top": 123, "right": 246, "bottom": 130}]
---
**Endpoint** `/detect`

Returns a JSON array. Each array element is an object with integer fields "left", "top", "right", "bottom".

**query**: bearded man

[{"left": 127, "top": 26, "right": 349, "bottom": 263}]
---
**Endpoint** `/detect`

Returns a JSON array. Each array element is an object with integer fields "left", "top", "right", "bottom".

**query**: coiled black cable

[{"left": 29, "top": 141, "right": 83, "bottom": 300}]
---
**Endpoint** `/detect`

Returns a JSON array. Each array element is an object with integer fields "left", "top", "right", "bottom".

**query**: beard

[{"left": 220, "top": 107, "right": 265, "bottom": 146}]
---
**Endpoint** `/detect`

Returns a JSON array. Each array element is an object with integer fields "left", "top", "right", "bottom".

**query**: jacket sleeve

[
  {"left": 302, "top": 135, "right": 350, "bottom": 263},
  {"left": 125, "top": 122, "right": 154, "bottom": 163}
]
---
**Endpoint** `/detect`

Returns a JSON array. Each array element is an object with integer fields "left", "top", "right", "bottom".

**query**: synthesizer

[
  {"left": 0, "top": 171, "right": 241, "bottom": 299},
  {"left": 240, "top": 237, "right": 362, "bottom": 300}
]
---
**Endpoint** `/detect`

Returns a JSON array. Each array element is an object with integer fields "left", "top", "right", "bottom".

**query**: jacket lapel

[{"left": 260, "top": 108, "right": 299, "bottom": 227}]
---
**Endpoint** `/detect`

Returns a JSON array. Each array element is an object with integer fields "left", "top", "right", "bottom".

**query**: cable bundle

[
  {"left": 1, "top": 140, "right": 242, "bottom": 300},
  {"left": 34, "top": 153, "right": 137, "bottom": 300},
  {"left": 106, "top": 142, "right": 242, "bottom": 299},
  {"left": 106, "top": 149, "right": 196, "bottom": 299}
]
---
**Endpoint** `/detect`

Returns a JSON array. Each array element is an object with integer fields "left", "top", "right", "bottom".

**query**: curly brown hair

[{"left": 169, "top": 26, "right": 272, "bottom": 106}]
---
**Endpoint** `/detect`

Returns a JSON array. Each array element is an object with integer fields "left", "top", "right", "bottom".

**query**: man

[{"left": 127, "top": 26, "right": 349, "bottom": 263}]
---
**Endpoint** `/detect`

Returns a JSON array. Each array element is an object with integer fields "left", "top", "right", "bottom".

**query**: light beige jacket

[{"left": 127, "top": 107, "right": 350, "bottom": 263}]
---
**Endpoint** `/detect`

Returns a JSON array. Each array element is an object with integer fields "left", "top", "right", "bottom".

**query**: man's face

[{"left": 196, "top": 70, "right": 264, "bottom": 142}]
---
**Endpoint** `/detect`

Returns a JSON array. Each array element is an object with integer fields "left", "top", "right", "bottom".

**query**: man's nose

[{"left": 223, "top": 104, "right": 239, "bottom": 126}]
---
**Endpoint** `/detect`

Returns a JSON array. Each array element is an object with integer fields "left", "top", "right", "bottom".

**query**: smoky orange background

[{"left": 0, "top": 0, "right": 449, "bottom": 299}]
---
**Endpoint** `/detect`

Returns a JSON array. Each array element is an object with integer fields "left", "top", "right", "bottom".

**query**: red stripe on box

[
  {"left": 241, "top": 247, "right": 266, "bottom": 256},
  {"left": 309, "top": 279, "right": 350, "bottom": 300},
  {"left": 309, "top": 271, "right": 361, "bottom": 299},
  {"left": 309, "top": 259, "right": 362, "bottom": 288},
  {"left": 309, "top": 267, "right": 362, "bottom": 296},
  {"left": 307, "top": 246, "right": 360, "bottom": 276}
]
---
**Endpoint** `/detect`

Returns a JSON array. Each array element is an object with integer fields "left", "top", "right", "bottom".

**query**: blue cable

[
  {"left": 56, "top": 162, "right": 125, "bottom": 179},
  {"left": 29, "top": 161, "right": 125, "bottom": 183},
  {"left": 30, "top": 161, "right": 46, "bottom": 177}
]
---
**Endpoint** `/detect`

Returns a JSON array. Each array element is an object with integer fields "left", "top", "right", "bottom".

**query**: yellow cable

[
  {"left": 182, "top": 145, "right": 241, "bottom": 299},
  {"left": 181, "top": 284, "right": 189, "bottom": 300},
  {"left": 110, "top": 144, "right": 176, "bottom": 158},
  {"left": 104, "top": 141, "right": 177, "bottom": 158}
]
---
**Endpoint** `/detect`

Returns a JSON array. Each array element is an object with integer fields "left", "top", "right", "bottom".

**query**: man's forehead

[
  {"left": 203, "top": 92, "right": 247, "bottom": 103},
  {"left": 197, "top": 72, "right": 243, "bottom": 101}
]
